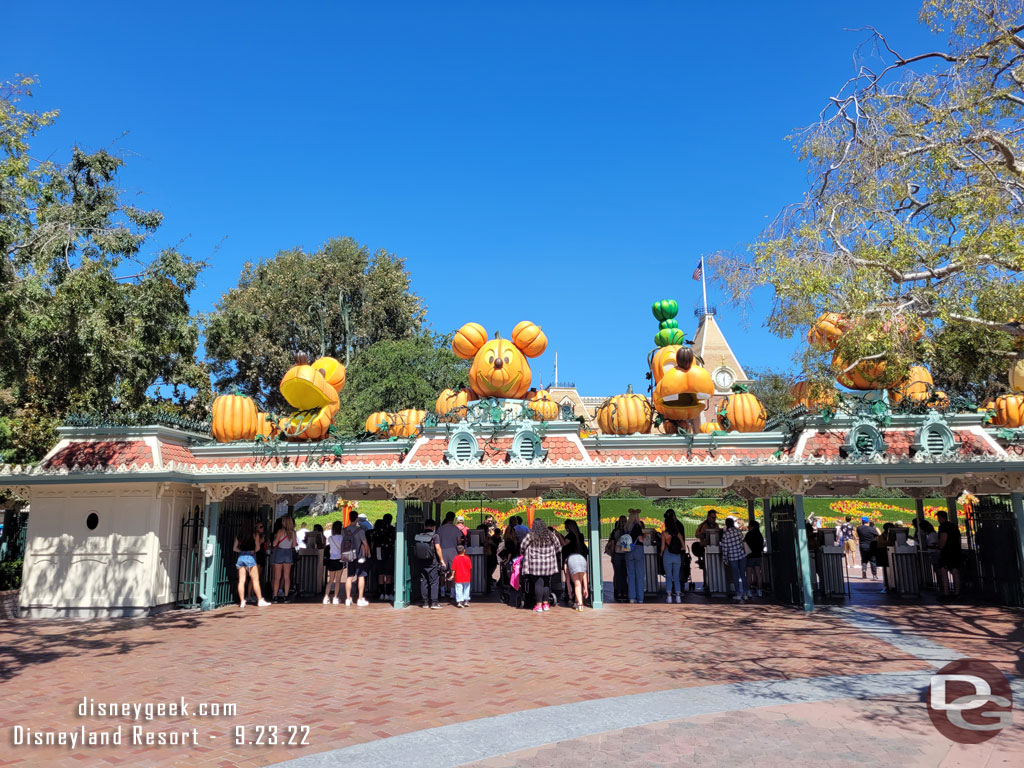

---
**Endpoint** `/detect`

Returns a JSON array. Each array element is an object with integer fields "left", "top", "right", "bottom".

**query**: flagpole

[{"left": 701, "top": 256, "right": 708, "bottom": 317}]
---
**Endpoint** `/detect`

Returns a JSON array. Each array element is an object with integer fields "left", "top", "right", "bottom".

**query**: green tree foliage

[
  {"left": 334, "top": 334, "right": 469, "bottom": 433},
  {"left": 745, "top": 368, "right": 798, "bottom": 418},
  {"left": 204, "top": 238, "right": 426, "bottom": 409},
  {"left": 0, "top": 78, "right": 208, "bottom": 463},
  {"left": 718, "top": 1, "right": 1024, "bottom": 392}
]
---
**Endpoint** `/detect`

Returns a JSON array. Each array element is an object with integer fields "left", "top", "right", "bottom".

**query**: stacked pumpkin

[
  {"left": 277, "top": 353, "right": 346, "bottom": 440},
  {"left": 652, "top": 346, "right": 715, "bottom": 428},
  {"left": 209, "top": 352, "right": 347, "bottom": 443},
  {"left": 809, "top": 311, "right": 925, "bottom": 391}
]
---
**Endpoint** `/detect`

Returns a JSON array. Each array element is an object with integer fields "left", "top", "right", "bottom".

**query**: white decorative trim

[
  {"left": 563, "top": 432, "right": 591, "bottom": 462},
  {"left": 402, "top": 436, "right": 431, "bottom": 465}
]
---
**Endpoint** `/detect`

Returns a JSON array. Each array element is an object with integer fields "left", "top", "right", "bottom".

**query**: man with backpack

[
  {"left": 341, "top": 508, "right": 371, "bottom": 607},
  {"left": 415, "top": 519, "right": 446, "bottom": 609}
]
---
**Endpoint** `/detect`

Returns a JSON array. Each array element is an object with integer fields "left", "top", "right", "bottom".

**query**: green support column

[
  {"left": 393, "top": 498, "right": 407, "bottom": 609},
  {"left": 200, "top": 500, "right": 222, "bottom": 611},
  {"left": 946, "top": 496, "right": 958, "bottom": 528},
  {"left": 793, "top": 494, "right": 814, "bottom": 612},
  {"left": 747, "top": 499, "right": 756, "bottom": 528},
  {"left": 587, "top": 495, "right": 603, "bottom": 609},
  {"left": 1012, "top": 492, "right": 1024, "bottom": 592},
  {"left": 762, "top": 498, "right": 772, "bottom": 554}
]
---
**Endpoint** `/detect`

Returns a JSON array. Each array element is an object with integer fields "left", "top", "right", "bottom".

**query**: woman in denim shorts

[{"left": 234, "top": 523, "right": 270, "bottom": 608}]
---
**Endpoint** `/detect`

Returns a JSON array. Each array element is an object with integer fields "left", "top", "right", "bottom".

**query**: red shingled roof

[
  {"left": 405, "top": 435, "right": 584, "bottom": 465},
  {"left": 799, "top": 428, "right": 997, "bottom": 459},
  {"left": 160, "top": 442, "right": 196, "bottom": 465},
  {"left": 588, "top": 446, "right": 779, "bottom": 462},
  {"left": 45, "top": 440, "right": 153, "bottom": 470}
]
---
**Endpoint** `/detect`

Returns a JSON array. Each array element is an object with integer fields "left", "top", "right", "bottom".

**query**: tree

[
  {"left": 0, "top": 78, "right": 208, "bottom": 463},
  {"left": 718, "top": 1, "right": 1024, "bottom": 392},
  {"left": 745, "top": 368, "right": 798, "bottom": 418},
  {"left": 333, "top": 334, "right": 470, "bottom": 433},
  {"left": 204, "top": 238, "right": 425, "bottom": 409}
]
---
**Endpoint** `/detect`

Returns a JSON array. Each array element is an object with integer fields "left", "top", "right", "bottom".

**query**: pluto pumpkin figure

[
  {"left": 277, "top": 352, "right": 346, "bottom": 441},
  {"left": 653, "top": 346, "right": 714, "bottom": 431},
  {"left": 452, "top": 321, "right": 547, "bottom": 400}
]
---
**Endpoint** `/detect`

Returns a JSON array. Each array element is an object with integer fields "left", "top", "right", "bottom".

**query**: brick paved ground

[
  {"left": 0, "top": 580, "right": 1020, "bottom": 767},
  {"left": 464, "top": 696, "right": 1024, "bottom": 768}
]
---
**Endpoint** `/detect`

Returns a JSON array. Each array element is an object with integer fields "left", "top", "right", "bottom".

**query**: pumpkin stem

[
  {"left": 295, "top": 351, "right": 309, "bottom": 365},
  {"left": 626, "top": 384, "right": 633, "bottom": 394}
]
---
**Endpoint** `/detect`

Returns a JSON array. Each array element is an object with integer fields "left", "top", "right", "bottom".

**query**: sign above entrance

[
  {"left": 273, "top": 481, "right": 328, "bottom": 494},
  {"left": 464, "top": 478, "right": 523, "bottom": 492},
  {"left": 882, "top": 475, "right": 945, "bottom": 488},
  {"left": 663, "top": 476, "right": 728, "bottom": 489}
]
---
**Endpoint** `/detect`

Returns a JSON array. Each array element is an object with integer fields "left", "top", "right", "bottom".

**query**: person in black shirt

[
  {"left": 855, "top": 517, "right": 879, "bottom": 579},
  {"left": 557, "top": 519, "right": 590, "bottom": 610},
  {"left": 744, "top": 520, "right": 765, "bottom": 597},
  {"left": 935, "top": 510, "right": 962, "bottom": 599}
]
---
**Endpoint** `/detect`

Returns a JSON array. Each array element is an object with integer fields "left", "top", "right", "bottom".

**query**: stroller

[{"left": 505, "top": 555, "right": 560, "bottom": 610}]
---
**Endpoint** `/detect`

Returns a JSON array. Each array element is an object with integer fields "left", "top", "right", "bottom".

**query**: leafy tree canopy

[
  {"left": 718, "top": 1, "right": 1024, "bottom": 394},
  {"left": 334, "top": 334, "right": 469, "bottom": 433},
  {"left": 0, "top": 77, "right": 207, "bottom": 463},
  {"left": 204, "top": 237, "right": 425, "bottom": 409},
  {"left": 745, "top": 368, "right": 799, "bottom": 418}
]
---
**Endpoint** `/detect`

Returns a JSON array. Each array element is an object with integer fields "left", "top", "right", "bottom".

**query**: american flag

[{"left": 692, "top": 258, "right": 703, "bottom": 281}]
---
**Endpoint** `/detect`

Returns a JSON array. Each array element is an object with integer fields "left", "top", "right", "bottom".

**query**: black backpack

[{"left": 414, "top": 531, "right": 435, "bottom": 561}]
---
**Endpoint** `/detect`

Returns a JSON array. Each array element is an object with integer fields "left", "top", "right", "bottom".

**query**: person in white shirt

[{"left": 296, "top": 524, "right": 310, "bottom": 550}]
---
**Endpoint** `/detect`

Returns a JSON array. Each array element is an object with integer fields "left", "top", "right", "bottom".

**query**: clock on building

[{"left": 713, "top": 367, "right": 736, "bottom": 391}]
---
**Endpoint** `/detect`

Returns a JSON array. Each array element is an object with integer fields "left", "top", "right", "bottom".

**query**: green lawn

[{"left": 293, "top": 495, "right": 952, "bottom": 538}]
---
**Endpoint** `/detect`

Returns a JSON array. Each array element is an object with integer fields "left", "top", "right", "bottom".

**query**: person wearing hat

[
  {"left": 357, "top": 512, "right": 373, "bottom": 532},
  {"left": 855, "top": 516, "right": 880, "bottom": 579},
  {"left": 455, "top": 515, "right": 469, "bottom": 540}
]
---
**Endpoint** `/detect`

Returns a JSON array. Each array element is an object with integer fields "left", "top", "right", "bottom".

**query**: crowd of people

[
  {"left": 229, "top": 504, "right": 966, "bottom": 609},
  {"left": 837, "top": 511, "right": 962, "bottom": 599}
]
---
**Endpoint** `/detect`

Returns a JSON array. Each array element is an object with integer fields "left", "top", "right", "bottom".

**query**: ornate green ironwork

[{"left": 64, "top": 410, "right": 211, "bottom": 434}]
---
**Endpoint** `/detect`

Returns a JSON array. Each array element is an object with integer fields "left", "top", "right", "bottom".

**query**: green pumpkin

[
  {"left": 658, "top": 319, "right": 679, "bottom": 330},
  {"left": 651, "top": 299, "right": 679, "bottom": 322},
  {"left": 654, "top": 327, "right": 686, "bottom": 347}
]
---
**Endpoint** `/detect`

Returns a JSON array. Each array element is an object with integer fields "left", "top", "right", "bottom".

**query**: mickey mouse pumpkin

[{"left": 453, "top": 320, "right": 547, "bottom": 400}]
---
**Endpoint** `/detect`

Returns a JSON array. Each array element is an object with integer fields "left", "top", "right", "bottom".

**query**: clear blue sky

[{"left": 6, "top": 1, "right": 937, "bottom": 396}]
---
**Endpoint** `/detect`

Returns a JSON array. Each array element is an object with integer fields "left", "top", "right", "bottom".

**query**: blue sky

[{"left": 6, "top": 1, "right": 938, "bottom": 396}]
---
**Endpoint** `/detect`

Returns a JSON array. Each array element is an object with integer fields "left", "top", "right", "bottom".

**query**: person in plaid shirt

[
  {"left": 720, "top": 517, "right": 749, "bottom": 602},
  {"left": 522, "top": 518, "right": 560, "bottom": 612}
]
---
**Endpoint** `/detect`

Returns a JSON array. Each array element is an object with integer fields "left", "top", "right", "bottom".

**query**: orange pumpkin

[
  {"left": 719, "top": 391, "right": 766, "bottom": 432},
  {"left": 653, "top": 347, "right": 714, "bottom": 421},
  {"left": 928, "top": 390, "right": 950, "bottom": 410},
  {"left": 526, "top": 389, "right": 559, "bottom": 421},
  {"left": 808, "top": 312, "right": 847, "bottom": 350},
  {"left": 365, "top": 411, "right": 395, "bottom": 435},
  {"left": 392, "top": 408, "right": 426, "bottom": 437},
  {"left": 888, "top": 365, "right": 934, "bottom": 405},
  {"left": 648, "top": 344, "right": 682, "bottom": 385},
  {"left": 512, "top": 321, "right": 548, "bottom": 358},
  {"left": 468, "top": 337, "right": 533, "bottom": 399},
  {"left": 279, "top": 406, "right": 335, "bottom": 441},
  {"left": 436, "top": 388, "right": 477, "bottom": 421},
  {"left": 452, "top": 322, "right": 488, "bottom": 359},
  {"left": 833, "top": 353, "right": 889, "bottom": 390},
  {"left": 255, "top": 411, "right": 278, "bottom": 439},
  {"left": 312, "top": 356, "right": 346, "bottom": 393},
  {"left": 211, "top": 393, "right": 260, "bottom": 442},
  {"left": 596, "top": 391, "right": 653, "bottom": 435},
  {"left": 280, "top": 352, "right": 340, "bottom": 411},
  {"left": 991, "top": 394, "right": 1024, "bottom": 428},
  {"left": 790, "top": 380, "right": 836, "bottom": 410},
  {"left": 1010, "top": 359, "right": 1024, "bottom": 392},
  {"left": 699, "top": 420, "right": 723, "bottom": 434}
]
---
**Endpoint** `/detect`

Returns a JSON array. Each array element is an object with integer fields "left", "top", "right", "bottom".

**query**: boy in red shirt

[{"left": 452, "top": 544, "right": 472, "bottom": 608}]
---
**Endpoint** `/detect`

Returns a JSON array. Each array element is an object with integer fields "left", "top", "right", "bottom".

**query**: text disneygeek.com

[{"left": 10, "top": 697, "right": 311, "bottom": 749}]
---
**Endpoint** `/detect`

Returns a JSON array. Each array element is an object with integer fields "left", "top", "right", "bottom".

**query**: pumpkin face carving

[
  {"left": 653, "top": 347, "right": 714, "bottom": 420},
  {"left": 453, "top": 321, "right": 546, "bottom": 400},
  {"left": 278, "top": 352, "right": 343, "bottom": 442}
]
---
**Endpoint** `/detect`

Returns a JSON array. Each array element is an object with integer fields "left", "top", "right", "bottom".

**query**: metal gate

[
  {"left": 964, "top": 496, "right": 1024, "bottom": 607},
  {"left": 768, "top": 497, "right": 801, "bottom": 606},
  {"left": 215, "top": 499, "right": 262, "bottom": 607},
  {"left": 177, "top": 505, "right": 205, "bottom": 608},
  {"left": 403, "top": 501, "right": 427, "bottom": 605}
]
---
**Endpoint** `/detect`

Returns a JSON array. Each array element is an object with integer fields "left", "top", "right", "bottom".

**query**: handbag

[{"left": 743, "top": 542, "right": 752, "bottom": 556}]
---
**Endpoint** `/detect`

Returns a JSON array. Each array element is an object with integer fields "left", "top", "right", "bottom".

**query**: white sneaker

[
  {"left": 323, "top": 596, "right": 330, "bottom": 605},
  {"left": 357, "top": 598, "right": 369, "bottom": 607},
  {"left": 332, "top": 597, "right": 340, "bottom": 605},
  {"left": 257, "top": 599, "right": 271, "bottom": 607},
  {"left": 239, "top": 601, "right": 246, "bottom": 609},
  {"left": 665, "top": 595, "right": 672, "bottom": 603},
  {"left": 345, "top": 598, "right": 353, "bottom": 606}
]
